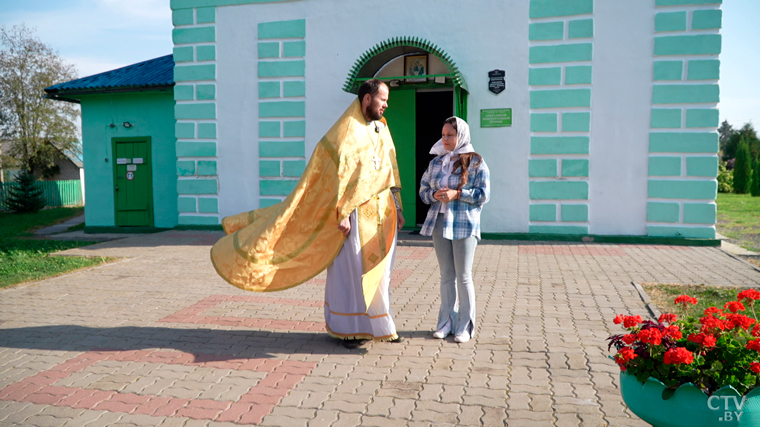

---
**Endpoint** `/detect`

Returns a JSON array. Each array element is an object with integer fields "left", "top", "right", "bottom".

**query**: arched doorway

[{"left": 344, "top": 37, "right": 469, "bottom": 228}]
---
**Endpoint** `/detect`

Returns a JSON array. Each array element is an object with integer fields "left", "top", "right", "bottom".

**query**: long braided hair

[{"left": 444, "top": 117, "right": 482, "bottom": 191}]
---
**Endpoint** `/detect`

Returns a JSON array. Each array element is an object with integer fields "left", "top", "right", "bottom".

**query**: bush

[
  {"left": 717, "top": 162, "right": 733, "bottom": 193},
  {"left": 733, "top": 138, "right": 752, "bottom": 194},
  {"left": 752, "top": 158, "right": 760, "bottom": 197},
  {"left": 3, "top": 172, "right": 46, "bottom": 213}
]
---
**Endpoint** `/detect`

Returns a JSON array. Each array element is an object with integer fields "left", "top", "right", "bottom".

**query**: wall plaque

[
  {"left": 488, "top": 69, "right": 506, "bottom": 94},
  {"left": 480, "top": 108, "right": 512, "bottom": 128}
]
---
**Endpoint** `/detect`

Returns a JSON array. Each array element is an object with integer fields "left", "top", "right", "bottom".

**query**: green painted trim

[
  {"left": 177, "top": 179, "right": 218, "bottom": 195},
  {"left": 648, "top": 179, "right": 717, "bottom": 199},
  {"left": 529, "top": 225, "right": 589, "bottom": 235},
  {"left": 259, "top": 160, "right": 280, "bottom": 177},
  {"left": 178, "top": 215, "right": 219, "bottom": 225},
  {"left": 565, "top": 66, "right": 592, "bottom": 85},
  {"left": 259, "top": 121, "right": 281, "bottom": 137},
  {"left": 655, "top": 0, "right": 721, "bottom": 5},
  {"left": 560, "top": 204, "right": 588, "bottom": 222},
  {"left": 176, "top": 122, "right": 195, "bottom": 139},
  {"left": 654, "top": 34, "right": 721, "bottom": 56},
  {"left": 283, "top": 81, "right": 305, "bottom": 97},
  {"left": 260, "top": 179, "right": 297, "bottom": 196},
  {"left": 174, "top": 224, "right": 223, "bottom": 231},
  {"left": 259, "top": 81, "right": 281, "bottom": 98},
  {"left": 196, "top": 45, "right": 216, "bottom": 61},
  {"left": 283, "top": 120, "right": 306, "bottom": 137},
  {"left": 652, "top": 84, "right": 719, "bottom": 104},
  {"left": 258, "top": 42, "right": 280, "bottom": 59},
  {"left": 685, "top": 156, "right": 718, "bottom": 177},
  {"left": 685, "top": 108, "right": 719, "bottom": 128},
  {"left": 178, "top": 197, "right": 197, "bottom": 212},
  {"left": 173, "top": 9, "right": 194, "bottom": 26},
  {"left": 173, "top": 46, "right": 194, "bottom": 63},
  {"left": 529, "top": 22, "right": 564, "bottom": 41},
  {"left": 529, "top": 159, "right": 558, "bottom": 178},
  {"left": 561, "top": 159, "right": 589, "bottom": 177},
  {"left": 196, "top": 6, "right": 216, "bottom": 24},
  {"left": 650, "top": 108, "right": 682, "bottom": 129},
  {"left": 649, "top": 132, "right": 718, "bottom": 153},
  {"left": 198, "top": 197, "right": 218, "bottom": 213},
  {"left": 175, "top": 64, "right": 216, "bottom": 82},
  {"left": 692, "top": 9, "right": 722, "bottom": 30},
  {"left": 173, "top": 27, "right": 215, "bottom": 45},
  {"left": 647, "top": 201, "right": 680, "bottom": 222},
  {"left": 259, "top": 101, "right": 305, "bottom": 118},
  {"left": 562, "top": 112, "right": 590, "bottom": 132},
  {"left": 647, "top": 225, "right": 715, "bottom": 239},
  {"left": 283, "top": 41, "right": 306, "bottom": 57},
  {"left": 171, "top": 0, "right": 290, "bottom": 9},
  {"left": 531, "top": 89, "right": 591, "bottom": 109},
  {"left": 531, "top": 136, "right": 589, "bottom": 155},
  {"left": 654, "top": 61, "right": 683, "bottom": 81},
  {"left": 196, "top": 84, "right": 216, "bottom": 100},
  {"left": 176, "top": 141, "right": 216, "bottom": 157},
  {"left": 530, "top": 204, "right": 557, "bottom": 222},
  {"left": 655, "top": 12, "right": 687, "bottom": 32},
  {"left": 529, "top": 0, "right": 593, "bottom": 18},
  {"left": 85, "top": 226, "right": 172, "bottom": 234},
  {"left": 343, "top": 36, "right": 468, "bottom": 93},
  {"left": 259, "top": 198, "right": 281, "bottom": 208},
  {"left": 177, "top": 160, "right": 196, "bottom": 177},
  {"left": 479, "top": 232, "right": 720, "bottom": 246},
  {"left": 258, "top": 19, "right": 305, "bottom": 39},
  {"left": 529, "top": 43, "right": 593, "bottom": 64},
  {"left": 530, "top": 113, "right": 558, "bottom": 132},
  {"left": 568, "top": 19, "right": 594, "bottom": 39},
  {"left": 197, "top": 160, "right": 217, "bottom": 176},
  {"left": 259, "top": 60, "right": 305, "bottom": 78},
  {"left": 683, "top": 202, "right": 716, "bottom": 224},
  {"left": 648, "top": 156, "right": 681, "bottom": 176},
  {"left": 530, "top": 181, "right": 589, "bottom": 200},
  {"left": 197, "top": 123, "right": 217, "bottom": 139},
  {"left": 529, "top": 68, "right": 562, "bottom": 86},
  {"left": 175, "top": 103, "right": 216, "bottom": 120},
  {"left": 688, "top": 60, "right": 720, "bottom": 80},
  {"left": 283, "top": 160, "right": 306, "bottom": 177},
  {"left": 259, "top": 140, "right": 305, "bottom": 157},
  {"left": 174, "top": 85, "right": 194, "bottom": 101}
]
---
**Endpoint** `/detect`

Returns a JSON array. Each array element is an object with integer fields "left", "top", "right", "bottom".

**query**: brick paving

[{"left": 0, "top": 230, "right": 758, "bottom": 426}]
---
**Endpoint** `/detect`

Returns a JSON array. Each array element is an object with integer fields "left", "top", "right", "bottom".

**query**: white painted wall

[
  {"left": 589, "top": 1, "right": 654, "bottom": 235},
  {"left": 215, "top": 0, "right": 664, "bottom": 235}
]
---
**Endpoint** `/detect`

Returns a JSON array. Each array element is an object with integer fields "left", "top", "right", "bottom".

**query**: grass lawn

[
  {"left": 0, "top": 207, "right": 111, "bottom": 289},
  {"left": 716, "top": 193, "right": 760, "bottom": 252},
  {"left": 643, "top": 283, "right": 753, "bottom": 315}
]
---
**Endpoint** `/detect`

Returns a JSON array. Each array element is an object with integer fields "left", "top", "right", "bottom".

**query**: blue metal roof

[{"left": 45, "top": 54, "right": 173, "bottom": 94}]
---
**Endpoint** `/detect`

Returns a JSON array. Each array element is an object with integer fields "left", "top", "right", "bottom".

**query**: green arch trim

[{"left": 343, "top": 36, "right": 468, "bottom": 94}]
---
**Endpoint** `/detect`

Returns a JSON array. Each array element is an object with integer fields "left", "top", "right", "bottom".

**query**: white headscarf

[{"left": 429, "top": 117, "right": 474, "bottom": 170}]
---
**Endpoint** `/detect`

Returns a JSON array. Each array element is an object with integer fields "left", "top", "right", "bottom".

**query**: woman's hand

[
  {"left": 397, "top": 209, "right": 405, "bottom": 230},
  {"left": 337, "top": 215, "right": 351, "bottom": 237},
  {"left": 433, "top": 187, "right": 460, "bottom": 203}
]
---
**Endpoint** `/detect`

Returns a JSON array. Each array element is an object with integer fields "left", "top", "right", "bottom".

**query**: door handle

[{"left": 115, "top": 186, "right": 119, "bottom": 191}]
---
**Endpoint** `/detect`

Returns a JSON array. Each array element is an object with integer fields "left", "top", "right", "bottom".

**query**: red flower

[
  {"left": 751, "top": 362, "right": 760, "bottom": 374},
  {"left": 675, "top": 295, "right": 698, "bottom": 307},
  {"left": 724, "top": 301, "right": 746, "bottom": 313},
  {"left": 726, "top": 313, "right": 756, "bottom": 330},
  {"left": 622, "top": 334, "right": 637, "bottom": 345},
  {"left": 700, "top": 316, "right": 727, "bottom": 333},
  {"left": 663, "top": 347, "right": 694, "bottom": 365},
  {"left": 623, "top": 315, "right": 643, "bottom": 328},
  {"left": 688, "top": 333, "right": 717, "bottom": 348},
  {"left": 747, "top": 339, "right": 760, "bottom": 352},
  {"left": 738, "top": 289, "right": 760, "bottom": 302},
  {"left": 659, "top": 313, "right": 678, "bottom": 323},
  {"left": 637, "top": 329, "right": 663, "bottom": 346},
  {"left": 614, "top": 347, "right": 637, "bottom": 370},
  {"left": 753, "top": 324, "right": 760, "bottom": 338},
  {"left": 664, "top": 325, "right": 682, "bottom": 340},
  {"left": 613, "top": 314, "right": 624, "bottom": 325},
  {"left": 704, "top": 307, "right": 724, "bottom": 317}
]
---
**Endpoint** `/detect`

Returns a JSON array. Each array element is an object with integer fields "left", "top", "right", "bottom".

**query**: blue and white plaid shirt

[{"left": 419, "top": 154, "right": 490, "bottom": 240}]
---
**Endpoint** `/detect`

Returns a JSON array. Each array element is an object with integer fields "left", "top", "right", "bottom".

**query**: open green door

[
  {"left": 113, "top": 137, "right": 153, "bottom": 227},
  {"left": 383, "top": 88, "right": 416, "bottom": 228}
]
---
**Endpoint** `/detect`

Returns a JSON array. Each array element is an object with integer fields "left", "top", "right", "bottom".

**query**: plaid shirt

[{"left": 419, "top": 154, "right": 490, "bottom": 240}]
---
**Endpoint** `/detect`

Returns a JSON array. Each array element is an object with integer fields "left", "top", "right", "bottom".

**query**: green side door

[
  {"left": 113, "top": 137, "right": 153, "bottom": 227},
  {"left": 384, "top": 88, "right": 416, "bottom": 228}
]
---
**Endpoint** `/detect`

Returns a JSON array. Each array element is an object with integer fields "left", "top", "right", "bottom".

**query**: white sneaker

[
  {"left": 454, "top": 331, "right": 470, "bottom": 343},
  {"left": 432, "top": 320, "right": 451, "bottom": 339}
]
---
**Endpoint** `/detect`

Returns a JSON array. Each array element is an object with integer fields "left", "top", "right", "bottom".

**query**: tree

[
  {"left": 718, "top": 120, "right": 734, "bottom": 157},
  {"left": 733, "top": 137, "right": 752, "bottom": 194},
  {"left": 751, "top": 157, "right": 760, "bottom": 197},
  {"left": 723, "top": 122, "right": 759, "bottom": 162},
  {"left": 3, "top": 171, "right": 46, "bottom": 213},
  {"left": 0, "top": 24, "right": 79, "bottom": 176}
]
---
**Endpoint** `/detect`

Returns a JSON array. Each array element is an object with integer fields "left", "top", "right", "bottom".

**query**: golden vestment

[{"left": 210, "top": 99, "right": 401, "bottom": 308}]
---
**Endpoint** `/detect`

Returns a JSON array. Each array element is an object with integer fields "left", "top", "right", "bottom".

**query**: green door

[
  {"left": 113, "top": 137, "right": 153, "bottom": 227},
  {"left": 384, "top": 88, "right": 416, "bottom": 228}
]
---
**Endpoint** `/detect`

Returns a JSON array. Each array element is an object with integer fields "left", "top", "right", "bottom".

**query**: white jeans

[{"left": 431, "top": 213, "right": 477, "bottom": 337}]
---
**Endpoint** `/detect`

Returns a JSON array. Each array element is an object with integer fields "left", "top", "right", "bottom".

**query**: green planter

[{"left": 620, "top": 372, "right": 760, "bottom": 426}]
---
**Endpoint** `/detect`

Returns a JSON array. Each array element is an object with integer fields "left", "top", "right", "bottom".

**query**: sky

[{"left": 0, "top": 0, "right": 758, "bottom": 129}]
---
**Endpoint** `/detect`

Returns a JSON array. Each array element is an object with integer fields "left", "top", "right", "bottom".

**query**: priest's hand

[
  {"left": 338, "top": 216, "right": 351, "bottom": 237},
  {"left": 397, "top": 209, "right": 405, "bottom": 230}
]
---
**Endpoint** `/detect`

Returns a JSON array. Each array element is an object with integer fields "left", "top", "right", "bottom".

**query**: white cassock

[{"left": 324, "top": 210, "right": 398, "bottom": 341}]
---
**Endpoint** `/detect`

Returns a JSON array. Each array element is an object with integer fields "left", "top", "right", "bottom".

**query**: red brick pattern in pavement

[
  {"left": 0, "top": 349, "right": 316, "bottom": 425},
  {"left": 518, "top": 245, "right": 628, "bottom": 256}
]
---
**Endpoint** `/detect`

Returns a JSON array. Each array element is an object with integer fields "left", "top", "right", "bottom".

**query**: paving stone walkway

[{"left": 1, "top": 231, "right": 759, "bottom": 426}]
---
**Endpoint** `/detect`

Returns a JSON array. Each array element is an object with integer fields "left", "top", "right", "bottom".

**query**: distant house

[
  {"left": 0, "top": 141, "right": 83, "bottom": 183},
  {"left": 45, "top": 55, "right": 175, "bottom": 229}
]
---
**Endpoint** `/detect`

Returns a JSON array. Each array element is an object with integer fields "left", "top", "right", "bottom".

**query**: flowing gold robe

[{"left": 210, "top": 100, "right": 402, "bottom": 308}]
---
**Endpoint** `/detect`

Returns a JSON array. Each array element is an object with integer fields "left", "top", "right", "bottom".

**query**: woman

[{"left": 419, "top": 117, "right": 490, "bottom": 343}]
